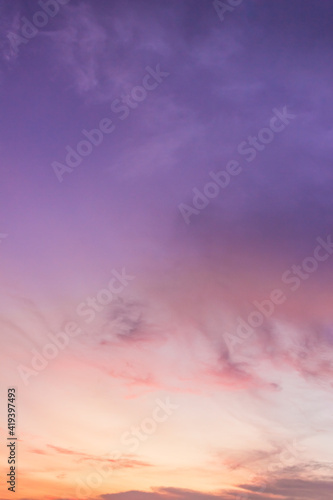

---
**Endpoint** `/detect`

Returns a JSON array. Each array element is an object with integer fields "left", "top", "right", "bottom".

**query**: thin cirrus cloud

[
  {"left": 98, "top": 478, "right": 333, "bottom": 500},
  {"left": 0, "top": 0, "right": 332, "bottom": 499}
]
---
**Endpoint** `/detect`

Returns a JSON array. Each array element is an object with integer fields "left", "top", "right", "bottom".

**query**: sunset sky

[{"left": 0, "top": 0, "right": 333, "bottom": 499}]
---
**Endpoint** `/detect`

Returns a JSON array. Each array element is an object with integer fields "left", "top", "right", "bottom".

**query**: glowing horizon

[{"left": 0, "top": 1, "right": 333, "bottom": 499}]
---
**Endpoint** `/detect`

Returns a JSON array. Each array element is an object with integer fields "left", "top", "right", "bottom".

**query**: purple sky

[{"left": 0, "top": 1, "right": 333, "bottom": 499}]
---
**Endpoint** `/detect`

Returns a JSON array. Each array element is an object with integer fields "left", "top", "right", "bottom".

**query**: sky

[{"left": 0, "top": 0, "right": 333, "bottom": 499}]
